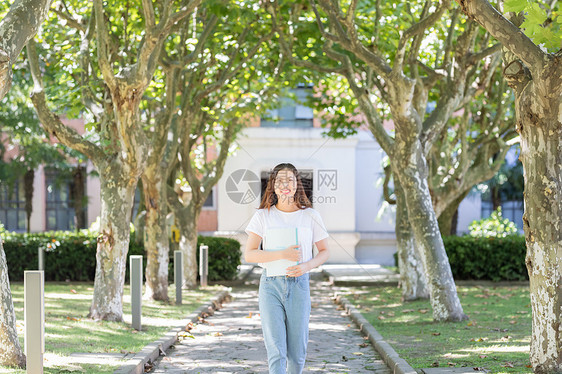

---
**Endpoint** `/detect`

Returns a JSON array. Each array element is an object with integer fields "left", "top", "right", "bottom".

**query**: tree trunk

[
  {"left": 519, "top": 86, "right": 562, "bottom": 373},
  {"left": 0, "top": 0, "right": 53, "bottom": 100},
  {"left": 437, "top": 191, "right": 468, "bottom": 236},
  {"left": 71, "top": 165, "right": 86, "bottom": 231},
  {"left": 395, "top": 181, "right": 429, "bottom": 301},
  {"left": 394, "top": 136, "right": 467, "bottom": 322},
  {"left": 23, "top": 169, "right": 34, "bottom": 234},
  {"left": 491, "top": 184, "right": 501, "bottom": 212},
  {"left": 141, "top": 167, "right": 169, "bottom": 301},
  {"left": 0, "top": 240, "right": 25, "bottom": 368},
  {"left": 89, "top": 163, "right": 137, "bottom": 321},
  {"left": 173, "top": 206, "right": 200, "bottom": 288}
]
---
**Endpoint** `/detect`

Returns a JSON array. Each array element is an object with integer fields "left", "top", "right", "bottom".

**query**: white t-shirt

[{"left": 244, "top": 205, "right": 329, "bottom": 263}]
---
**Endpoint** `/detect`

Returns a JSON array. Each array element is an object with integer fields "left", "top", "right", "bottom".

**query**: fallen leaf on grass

[
  {"left": 70, "top": 289, "right": 77, "bottom": 294},
  {"left": 402, "top": 309, "right": 414, "bottom": 313},
  {"left": 447, "top": 362, "right": 455, "bottom": 367},
  {"left": 431, "top": 332, "right": 441, "bottom": 336},
  {"left": 378, "top": 316, "right": 386, "bottom": 320},
  {"left": 473, "top": 367, "right": 485, "bottom": 371},
  {"left": 470, "top": 337, "right": 486, "bottom": 342},
  {"left": 502, "top": 362, "right": 514, "bottom": 368},
  {"left": 509, "top": 320, "right": 517, "bottom": 324},
  {"left": 418, "top": 309, "right": 429, "bottom": 314},
  {"left": 66, "top": 316, "right": 80, "bottom": 321},
  {"left": 479, "top": 355, "right": 487, "bottom": 359},
  {"left": 431, "top": 361, "right": 439, "bottom": 367}
]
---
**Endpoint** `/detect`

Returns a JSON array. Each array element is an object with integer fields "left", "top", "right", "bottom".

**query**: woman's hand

[
  {"left": 287, "top": 262, "right": 310, "bottom": 277},
  {"left": 281, "top": 245, "right": 301, "bottom": 262}
]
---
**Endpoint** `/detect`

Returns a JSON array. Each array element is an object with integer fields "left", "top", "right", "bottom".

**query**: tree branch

[
  {"left": 92, "top": 0, "right": 116, "bottom": 90},
  {"left": 0, "top": 0, "right": 53, "bottom": 100},
  {"left": 457, "top": 0, "right": 546, "bottom": 74},
  {"left": 383, "top": 165, "right": 396, "bottom": 204},
  {"left": 27, "top": 39, "right": 101, "bottom": 161},
  {"left": 395, "top": 0, "right": 450, "bottom": 72}
]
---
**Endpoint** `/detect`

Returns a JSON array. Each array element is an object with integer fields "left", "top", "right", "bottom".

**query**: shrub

[
  {"left": 393, "top": 235, "right": 527, "bottom": 281},
  {"left": 469, "top": 207, "right": 518, "bottom": 237},
  {"left": 2, "top": 231, "right": 241, "bottom": 283},
  {"left": 444, "top": 235, "right": 527, "bottom": 281}
]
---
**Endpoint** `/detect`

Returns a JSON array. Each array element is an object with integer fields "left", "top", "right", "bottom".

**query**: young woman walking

[{"left": 244, "top": 162, "right": 330, "bottom": 374}]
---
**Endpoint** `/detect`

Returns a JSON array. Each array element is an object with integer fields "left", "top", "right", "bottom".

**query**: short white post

[
  {"left": 199, "top": 245, "right": 208, "bottom": 288},
  {"left": 38, "top": 247, "right": 44, "bottom": 271},
  {"left": 174, "top": 250, "right": 183, "bottom": 305},
  {"left": 130, "top": 255, "right": 143, "bottom": 331},
  {"left": 25, "top": 270, "right": 44, "bottom": 374}
]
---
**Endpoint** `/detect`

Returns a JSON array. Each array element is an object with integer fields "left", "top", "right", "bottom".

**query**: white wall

[
  {"left": 217, "top": 127, "right": 360, "bottom": 263},
  {"left": 457, "top": 194, "right": 482, "bottom": 235}
]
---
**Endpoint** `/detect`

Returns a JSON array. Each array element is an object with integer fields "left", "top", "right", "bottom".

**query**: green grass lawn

[
  {"left": 339, "top": 284, "right": 531, "bottom": 373},
  {"left": 0, "top": 282, "right": 225, "bottom": 374}
]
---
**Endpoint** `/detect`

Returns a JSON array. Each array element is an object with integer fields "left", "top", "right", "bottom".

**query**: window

[
  {"left": 480, "top": 200, "right": 524, "bottom": 231},
  {"left": 45, "top": 169, "right": 86, "bottom": 231},
  {"left": 260, "top": 87, "right": 314, "bottom": 128},
  {"left": 0, "top": 180, "right": 26, "bottom": 231},
  {"left": 203, "top": 188, "right": 214, "bottom": 209}
]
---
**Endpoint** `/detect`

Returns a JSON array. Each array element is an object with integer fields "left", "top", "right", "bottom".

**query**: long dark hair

[{"left": 259, "top": 163, "right": 311, "bottom": 211}]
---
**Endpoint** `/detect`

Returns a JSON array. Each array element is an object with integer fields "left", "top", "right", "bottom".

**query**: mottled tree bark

[
  {"left": 0, "top": 241, "right": 25, "bottom": 368},
  {"left": 0, "top": 0, "right": 53, "bottom": 100},
  {"left": 395, "top": 181, "right": 429, "bottom": 301},
  {"left": 89, "top": 162, "right": 137, "bottom": 321},
  {"left": 167, "top": 192, "right": 200, "bottom": 288},
  {"left": 142, "top": 167, "right": 169, "bottom": 301},
  {"left": 457, "top": 0, "right": 562, "bottom": 369},
  {"left": 393, "top": 131, "right": 467, "bottom": 321}
]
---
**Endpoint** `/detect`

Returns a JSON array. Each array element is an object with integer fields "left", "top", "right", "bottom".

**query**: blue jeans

[{"left": 259, "top": 271, "right": 311, "bottom": 374}]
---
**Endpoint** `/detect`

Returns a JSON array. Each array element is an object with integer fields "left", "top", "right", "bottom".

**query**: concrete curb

[
  {"left": 113, "top": 290, "right": 231, "bottom": 374},
  {"left": 333, "top": 293, "right": 417, "bottom": 374}
]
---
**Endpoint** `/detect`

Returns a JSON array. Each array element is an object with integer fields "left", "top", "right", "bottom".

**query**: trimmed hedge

[
  {"left": 444, "top": 235, "right": 527, "bottom": 281},
  {"left": 394, "top": 235, "right": 528, "bottom": 281},
  {"left": 2, "top": 231, "right": 241, "bottom": 283}
]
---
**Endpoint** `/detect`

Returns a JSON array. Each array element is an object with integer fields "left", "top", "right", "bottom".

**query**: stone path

[{"left": 150, "top": 276, "right": 391, "bottom": 373}]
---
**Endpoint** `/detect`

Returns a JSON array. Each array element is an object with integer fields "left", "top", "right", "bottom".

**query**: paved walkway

[{"left": 151, "top": 269, "right": 391, "bottom": 373}]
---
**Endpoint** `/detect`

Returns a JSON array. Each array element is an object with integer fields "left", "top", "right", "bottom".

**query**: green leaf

[{"left": 503, "top": 0, "right": 528, "bottom": 13}]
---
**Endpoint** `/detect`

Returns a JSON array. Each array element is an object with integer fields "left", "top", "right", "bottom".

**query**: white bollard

[
  {"left": 38, "top": 247, "right": 44, "bottom": 271},
  {"left": 199, "top": 245, "right": 208, "bottom": 288},
  {"left": 174, "top": 250, "right": 183, "bottom": 305},
  {"left": 25, "top": 270, "right": 44, "bottom": 374},
  {"left": 130, "top": 255, "right": 143, "bottom": 331}
]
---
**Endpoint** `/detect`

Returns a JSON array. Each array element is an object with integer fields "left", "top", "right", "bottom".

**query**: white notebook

[{"left": 262, "top": 227, "right": 298, "bottom": 276}]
